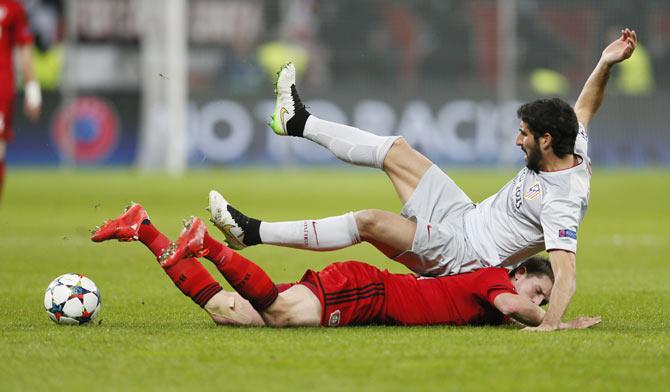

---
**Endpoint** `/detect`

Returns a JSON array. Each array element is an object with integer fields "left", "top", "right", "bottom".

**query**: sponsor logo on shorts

[
  {"left": 524, "top": 182, "right": 542, "bottom": 201},
  {"left": 328, "top": 310, "right": 341, "bottom": 327},
  {"left": 559, "top": 229, "right": 577, "bottom": 240}
]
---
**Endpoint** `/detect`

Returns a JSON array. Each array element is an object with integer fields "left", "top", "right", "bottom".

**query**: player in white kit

[{"left": 209, "top": 29, "right": 637, "bottom": 331}]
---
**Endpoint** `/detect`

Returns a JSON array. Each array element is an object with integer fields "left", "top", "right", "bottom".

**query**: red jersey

[
  {"left": 298, "top": 261, "right": 516, "bottom": 327},
  {"left": 384, "top": 266, "right": 516, "bottom": 326},
  {"left": 0, "top": 0, "right": 33, "bottom": 97}
]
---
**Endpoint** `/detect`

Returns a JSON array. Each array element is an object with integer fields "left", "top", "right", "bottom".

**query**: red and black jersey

[{"left": 298, "top": 261, "right": 516, "bottom": 327}]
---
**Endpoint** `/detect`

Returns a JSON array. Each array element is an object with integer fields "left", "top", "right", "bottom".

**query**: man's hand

[
  {"left": 601, "top": 28, "right": 637, "bottom": 67},
  {"left": 560, "top": 316, "right": 602, "bottom": 330},
  {"left": 522, "top": 324, "right": 559, "bottom": 332},
  {"left": 522, "top": 316, "right": 601, "bottom": 332},
  {"left": 23, "top": 98, "right": 41, "bottom": 122}
]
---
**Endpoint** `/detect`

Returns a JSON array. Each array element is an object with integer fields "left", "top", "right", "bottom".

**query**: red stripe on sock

[{"left": 203, "top": 232, "right": 278, "bottom": 311}]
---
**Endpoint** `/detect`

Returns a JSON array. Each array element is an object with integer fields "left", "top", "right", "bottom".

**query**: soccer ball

[{"left": 44, "top": 273, "right": 101, "bottom": 325}]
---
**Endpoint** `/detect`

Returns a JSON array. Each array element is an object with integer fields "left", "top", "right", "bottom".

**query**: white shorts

[{"left": 395, "top": 165, "right": 483, "bottom": 276}]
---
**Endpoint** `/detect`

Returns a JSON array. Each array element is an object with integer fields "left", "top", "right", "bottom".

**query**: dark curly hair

[
  {"left": 509, "top": 256, "right": 554, "bottom": 283},
  {"left": 517, "top": 98, "right": 578, "bottom": 158}
]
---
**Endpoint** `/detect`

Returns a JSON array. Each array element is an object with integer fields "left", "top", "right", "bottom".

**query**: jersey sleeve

[
  {"left": 574, "top": 122, "right": 588, "bottom": 157},
  {"left": 541, "top": 198, "right": 581, "bottom": 253},
  {"left": 10, "top": 2, "right": 34, "bottom": 46},
  {"left": 474, "top": 269, "right": 517, "bottom": 305}
]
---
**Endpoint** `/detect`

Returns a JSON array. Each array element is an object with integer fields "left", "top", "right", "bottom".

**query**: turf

[{"left": 0, "top": 168, "right": 668, "bottom": 391}]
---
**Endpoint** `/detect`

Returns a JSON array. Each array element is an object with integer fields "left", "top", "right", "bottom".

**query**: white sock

[
  {"left": 259, "top": 212, "right": 361, "bottom": 251},
  {"left": 304, "top": 116, "right": 400, "bottom": 169}
]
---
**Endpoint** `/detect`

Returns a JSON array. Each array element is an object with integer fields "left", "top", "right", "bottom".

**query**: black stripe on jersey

[
  {"left": 324, "top": 282, "right": 384, "bottom": 300},
  {"left": 324, "top": 284, "right": 385, "bottom": 302},
  {"left": 326, "top": 290, "right": 385, "bottom": 306}
]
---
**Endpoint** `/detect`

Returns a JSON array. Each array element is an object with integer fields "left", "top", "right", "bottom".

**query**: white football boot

[
  {"left": 208, "top": 190, "right": 247, "bottom": 250},
  {"left": 269, "top": 62, "right": 306, "bottom": 135}
]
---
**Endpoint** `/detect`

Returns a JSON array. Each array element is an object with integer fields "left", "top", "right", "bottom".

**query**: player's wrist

[
  {"left": 597, "top": 58, "right": 615, "bottom": 70},
  {"left": 25, "top": 80, "right": 42, "bottom": 108},
  {"left": 540, "top": 314, "right": 562, "bottom": 329}
]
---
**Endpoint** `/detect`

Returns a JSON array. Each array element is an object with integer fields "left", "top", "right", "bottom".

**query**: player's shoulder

[
  {"left": 539, "top": 160, "right": 590, "bottom": 201},
  {"left": 471, "top": 268, "right": 515, "bottom": 293}
]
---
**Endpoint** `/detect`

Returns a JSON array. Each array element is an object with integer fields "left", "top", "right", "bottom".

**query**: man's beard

[{"left": 524, "top": 144, "right": 542, "bottom": 173}]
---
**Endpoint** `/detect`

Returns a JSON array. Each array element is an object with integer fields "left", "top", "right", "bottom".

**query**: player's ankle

[
  {"left": 287, "top": 110, "right": 310, "bottom": 137},
  {"left": 227, "top": 205, "right": 262, "bottom": 246}
]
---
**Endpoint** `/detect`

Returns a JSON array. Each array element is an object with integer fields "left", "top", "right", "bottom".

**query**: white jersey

[{"left": 463, "top": 123, "right": 591, "bottom": 267}]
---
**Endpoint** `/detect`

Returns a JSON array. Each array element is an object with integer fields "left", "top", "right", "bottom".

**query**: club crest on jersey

[
  {"left": 559, "top": 229, "right": 577, "bottom": 240},
  {"left": 0, "top": 7, "right": 7, "bottom": 21},
  {"left": 524, "top": 182, "right": 542, "bottom": 201},
  {"left": 328, "top": 310, "right": 341, "bottom": 327}
]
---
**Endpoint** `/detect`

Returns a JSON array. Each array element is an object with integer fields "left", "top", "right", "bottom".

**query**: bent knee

[
  {"left": 382, "top": 137, "right": 432, "bottom": 182},
  {"left": 354, "top": 209, "right": 385, "bottom": 240},
  {"left": 384, "top": 138, "right": 412, "bottom": 164}
]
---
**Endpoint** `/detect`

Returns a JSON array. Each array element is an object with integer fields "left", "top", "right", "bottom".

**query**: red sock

[
  {"left": 0, "top": 160, "right": 5, "bottom": 201},
  {"left": 203, "top": 232, "right": 278, "bottom": 311},
  {"left": 137, "top": 220, "right": 222, "bottom": 308}
]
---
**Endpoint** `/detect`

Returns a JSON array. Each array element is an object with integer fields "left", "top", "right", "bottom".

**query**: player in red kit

[
  {"left": 0, "top": 0, "right": 41, "bottom": 200},
  {"left": 91, "top": 204, "right": 601, "bottom": 330}
]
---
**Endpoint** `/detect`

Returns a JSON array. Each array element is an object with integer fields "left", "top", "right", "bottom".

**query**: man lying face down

[{"left": 91, "top": 204, "right": 600, "bottom": 330}]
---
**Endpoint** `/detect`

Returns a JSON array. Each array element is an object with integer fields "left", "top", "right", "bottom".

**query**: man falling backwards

[{"left": 209, "top": 29, "right": 637, "bottom": 331}]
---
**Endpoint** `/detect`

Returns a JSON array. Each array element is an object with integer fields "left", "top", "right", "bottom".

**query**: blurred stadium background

[
  {"left": 9, "top": 0, "right": 670, "bottom": 172},
  {"left": 3, "top": 2, "right": 670, "bottom": 390}
]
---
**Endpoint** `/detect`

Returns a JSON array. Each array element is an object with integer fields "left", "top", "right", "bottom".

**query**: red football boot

[
  {"left": 159, "top": 216, "right": 209, "bottom": 268},
  {"left": 91, "top": 203, "right": 148, "bottom": 242}
]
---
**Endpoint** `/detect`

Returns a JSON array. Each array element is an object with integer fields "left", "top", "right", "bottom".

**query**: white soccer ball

[{"left": 44, "top": 273, "right": 101, "bottom": 325}]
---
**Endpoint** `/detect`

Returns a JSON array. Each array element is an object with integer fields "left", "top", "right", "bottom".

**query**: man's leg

[
  {"left": 202, "top": 291, "right": 266, "bottom": 327},
  {"left": 269, "top": 63, "right": 432, "bottom": 204},
  {"left": 382, "top": 138, "right": 433, "bottom": 204},
  {"left": 90, "top": 204, "right": 224, "bottom": 309},
  {"left": 210, "top": 191, "right": 416, "bottom": 259},
  {"left": 209, "top": 190, "right": 361, "bottom": 251},
  {"left": 163, "top": 217, "right": 321, "bottom": 327}
]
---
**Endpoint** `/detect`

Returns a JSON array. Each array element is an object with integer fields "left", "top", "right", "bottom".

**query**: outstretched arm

[
  {"left": 574, "top": 28, "right": 637, "bottom": 129},
  {"left": 494, "top": 291, "right": 601, "bottom": 330},
  {"left": 524, "top": 250, "right": 576, "bottom": 331}
]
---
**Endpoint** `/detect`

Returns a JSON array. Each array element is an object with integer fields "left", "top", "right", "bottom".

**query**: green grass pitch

[{"left": 1, "top": 168, "right": 668, "bottom": 391}]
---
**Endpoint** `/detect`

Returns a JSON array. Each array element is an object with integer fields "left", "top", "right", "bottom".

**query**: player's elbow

[{"left": 494, "top": 295, "right": 521, "bottom": 316}]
